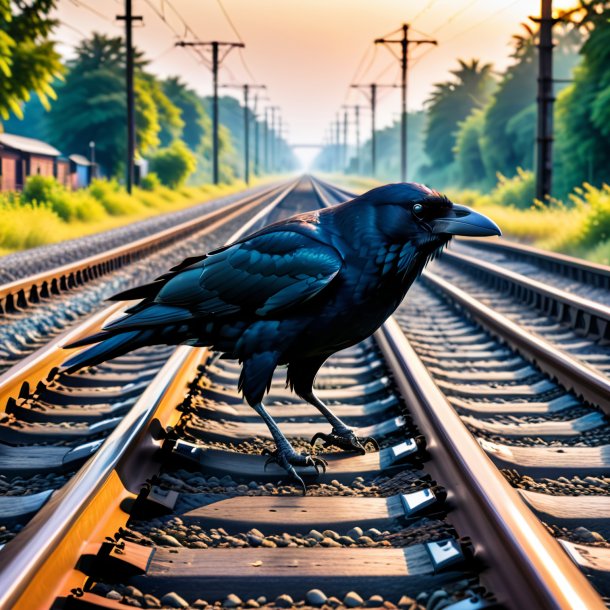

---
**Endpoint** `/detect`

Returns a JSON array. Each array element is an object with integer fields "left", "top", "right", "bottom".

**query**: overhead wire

[{"left": 69, "top": 0, "right": 121, "bottom": 26}]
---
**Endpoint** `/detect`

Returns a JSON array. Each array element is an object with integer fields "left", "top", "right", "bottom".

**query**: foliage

[
  {"left": 454, "top": 110, "right": 488, "bottom": 188},
  {"left": 0, "top": 0, "right": 63, "bottom": 120},
  {"left": 149, "top": 141, "right": 197, "bottom": 188},
  {"left": 571, "top": 183, "right": 610, "bottom": 248},
  {"left": 46, "top": 33, "right": 177, "bottom": 175},
  {"left": 162, "top": 77, "right": 206, "bottom": 150},
  {"left": 21, "top": 175, "right": 105, "bottom": 222},
  {"left": 421, "top": 59, "right": 495, "bottom": 185},
  {"left": 0, "top": 177, "right": 256, "bottom": 253},
  {"left": 140, "top": 172, "right": 161, "bottom": 191},
  {"left": 487, "top": 168, "right": 536, "bottom": 210},
  {"left": 555, "top": 6, "right": 610, "bottom": 195}
]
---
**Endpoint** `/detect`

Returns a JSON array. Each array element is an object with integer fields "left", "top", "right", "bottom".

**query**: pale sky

[{"left": 54, "top": 0, "right": 577, "bottom": 153}]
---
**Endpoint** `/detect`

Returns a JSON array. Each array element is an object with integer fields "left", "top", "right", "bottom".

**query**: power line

[
  {"left": 69, "top": 0, "right": 121, "bottom": 26},
  {"left": 409, "top": 0, "right": 520, "bottom": 70},
  {"left": 215, "top": 0, "right": 259, "bottom": 84},
  {"left": 441, "top": 0, "right": 522, "bottom": 45},
  {"left": 411, "top": 0, "right": 439, "bottom": 25}
]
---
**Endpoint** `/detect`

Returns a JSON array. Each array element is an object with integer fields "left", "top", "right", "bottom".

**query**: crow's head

[{"left": 362, "top": 182, "right": 501, "bottom": 243}]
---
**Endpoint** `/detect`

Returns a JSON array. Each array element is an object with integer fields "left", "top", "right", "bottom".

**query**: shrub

[
  {"left": 150, "top": 141, "right": 197, "bottom": 188},
  {"left": 88, "top": 178, "right": 144, "bottom": 216},
  {"left": 488, "top": 168, "right": 536, "bottom": 209},
  {"left": 140, "top": 171, "right": 161, "bottom": 191},
  {"left": 0, "top": 200, "right": 65, "bottom": 249},
  {"left": 571, "top": 183, "right": 610, "bottom": 248}
]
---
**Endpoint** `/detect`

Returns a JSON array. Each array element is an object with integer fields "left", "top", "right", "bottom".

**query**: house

[
  {"left": 0, "top": 133, "right": 61, "bottom": 191},
  {"left": 68, "top": 154, "right": 93, "bottom": 189}
]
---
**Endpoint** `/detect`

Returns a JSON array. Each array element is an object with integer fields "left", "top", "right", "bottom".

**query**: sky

[{"left": 53, "top": 0, "right": 577, "bottom": 162}]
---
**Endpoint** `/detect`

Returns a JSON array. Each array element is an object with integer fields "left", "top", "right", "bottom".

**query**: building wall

[
  {"left": 56, "top": 160, "right": 70, "bottom": 188},
  {"left": 0, "top": 154, "right": 17, "bottom": 191},
  {"left": 29, "top": 155, "right": 55, "bottom": 177}
]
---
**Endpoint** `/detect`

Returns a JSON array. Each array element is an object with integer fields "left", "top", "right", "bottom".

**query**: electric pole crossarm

[
  {"left": 175, "top": 40, "right": 245, "bottom": 185},
  {"left": 374, "top": 23, "right": 437, "bottom": 182}
]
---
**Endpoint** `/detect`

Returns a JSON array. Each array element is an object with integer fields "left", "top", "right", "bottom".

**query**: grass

[
  {"left": 320, "top": 172, "right": 610, "bottom": 266},
  {"left": 0, "top": 175, "right": 275, "bottom": 254}
]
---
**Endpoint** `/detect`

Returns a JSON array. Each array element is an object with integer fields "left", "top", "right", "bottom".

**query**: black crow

[{"left": 64, "top": 182, "right": 500, "bottom": 489}]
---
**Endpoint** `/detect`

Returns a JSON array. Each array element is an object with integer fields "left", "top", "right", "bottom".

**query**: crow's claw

[
  {"left": 311, "top": 429, "right": 380, "bottom": 455},
  {"left": 260, "top": 444, "right": 326, "bottom": 494}
]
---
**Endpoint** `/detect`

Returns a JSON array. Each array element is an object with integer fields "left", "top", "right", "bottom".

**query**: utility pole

[
  {"left": 117, "top": 0, "right": 142, "bottom": 194},
  {"left": 342, "top": 104, "right": 361, "bottom": 174},
  {"left": 375, "top": 24, "right": 436, "bottom": 181},
  {"left": 352, "top": 83, "right": 398, "bottom": 177},
  {"left": 335, "top": 116, "right": 341, "bottom": 174},
  {"left": 342, "top": 109, "right": 348, "bottom": 172},
  {"left": 176, "top": 40, "right": 244, "bottom": 184},
  {"left": 269, "top": 106, "right": 279, "bottom": 173},
  {"left": 264, "top": 107, "right": 270, "bottom": 173},
  {"left": 220, "top": 84, "right": 265, "bottom": 184},
  {"left": 531, "top": 0, "right": 557, "bottom": 201}
]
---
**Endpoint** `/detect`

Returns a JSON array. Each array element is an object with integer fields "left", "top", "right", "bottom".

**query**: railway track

[
  {"left": 317, "top": 178, "right": 610, "bottom": 603},
  {"left": 0, "top": 176, "right": 603, "bottom": 610},
  {"left": 0, "top": 179, "right": 299, "bottom": 544},
  {"left": 0, "top": 181, "right": 291, "bottom": 375}
]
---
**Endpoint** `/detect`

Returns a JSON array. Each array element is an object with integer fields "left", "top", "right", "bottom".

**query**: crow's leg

[
  {"left": 251, "top": 402, "right": 327, "bottom": 495},
  {"left": 287, "top": 358, "right": 379, "bottom": 455},
  {"left": 303, "top": 391, "right": 379, "bottom": 455}
]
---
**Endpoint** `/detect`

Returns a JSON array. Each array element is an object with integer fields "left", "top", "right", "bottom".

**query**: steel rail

[
  {"left": 375, "top": 319, "right": 605, "bottom": 610},
  {"left": 457, "top": 237, "right": 610, "bottom": 291},
  {"left": 0, "top": 181, "right": 287, "bottom": 316},
  {"left": 422, "top": 271, "right": 610, "bottom": 413},
  {"left": 316, "top": 180, "right": 610, "bottom": 409},
  {"left": 315, "top": 177, "right": 606, "bottom": 610},
  {"left": 0, "top": 179, "right": 299, "bottom": 411},
  {"left": 438, "top": 249, "right": 610, "bottom": 342},
  {"left": 0, "top": 178, "right": 302, "bottom": 610}
]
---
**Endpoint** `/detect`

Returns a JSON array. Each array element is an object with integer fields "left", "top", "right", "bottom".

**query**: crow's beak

[{"left": 430, "top": 204, "right": 501, "bottom": 237}]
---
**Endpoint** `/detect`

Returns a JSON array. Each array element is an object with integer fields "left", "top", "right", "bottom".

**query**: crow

[{"left": 64, "top": 182, "right": 500, "bottom": 490}]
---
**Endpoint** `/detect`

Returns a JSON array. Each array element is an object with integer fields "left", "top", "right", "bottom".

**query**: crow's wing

[{"left": 105, "top": 229, "right": 343, "bottom": 331}]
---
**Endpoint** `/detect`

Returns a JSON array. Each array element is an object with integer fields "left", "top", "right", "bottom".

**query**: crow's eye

[{"left": 413, "top": 203, "right": 423, "bottom": 216}]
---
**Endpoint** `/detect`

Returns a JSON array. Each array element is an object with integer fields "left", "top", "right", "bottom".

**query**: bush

[
  {"left": 150, "top": 141, "right": 197, "bottom": 188},
  {"left": 21, "top": 175, "right": 106, "bottom": 222},
  {"left": 140, "top": 171, "right": 161, "bottom": 191},
  {"left": 488, "top": 168, "right": 535, "bottom": 209},
  {"left": 571, "top": 183, "right": 610, "bottom": 248},
  {"left": 88, "top": 178, "right": 144, "bottom": 216},
  {"left": 0, "top": 199, "right": 65, "bottom": 249}
]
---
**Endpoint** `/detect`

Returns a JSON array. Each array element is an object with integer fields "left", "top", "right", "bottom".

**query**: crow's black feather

[{"left": 64, "top": 182, "right": 486, "bottom": 403}]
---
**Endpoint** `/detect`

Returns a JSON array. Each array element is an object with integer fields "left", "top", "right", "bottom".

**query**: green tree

[
  {"left": 149, "top": 140, "right": 196, "bottom": 187},
  {"left": 422, "top": 58, "right": 495, "bottom": 182},
  {"left": 555, "top": 3, "right": 610, "bottom": 194},
  {"left": 454, "top": 109, "right": 488, "bottom": 187},
  {"left": 162, "top": 77, "right": 207, "bottom": 150},
  {"left": 0, "top": 0, "right": 63, "bottom": 121},
  {"left": 47, "top": 34, "right": 168, "bottom": 175}
]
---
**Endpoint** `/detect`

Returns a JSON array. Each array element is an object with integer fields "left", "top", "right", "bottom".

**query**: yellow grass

[{"left": 0, "top": 176, "right": 276, "bottom": 253}]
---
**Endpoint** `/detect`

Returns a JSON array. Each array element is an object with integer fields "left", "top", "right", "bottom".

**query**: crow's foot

[
  {"left": 261, "top": 442, "right": 328, "bottom": 495},
  {"left": 310, "top": 427, "right": 379, "bottom": 455}
]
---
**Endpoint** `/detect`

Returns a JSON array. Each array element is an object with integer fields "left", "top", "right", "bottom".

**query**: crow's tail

[{"left": 62, "top": 329, "right": 147, "bottom": 373}]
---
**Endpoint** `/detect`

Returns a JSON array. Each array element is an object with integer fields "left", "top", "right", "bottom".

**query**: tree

[
  {"left": 0, "top": 0, "right": 63, "bottom": 121},
  {"left": 422, "top": 58, "right": 495, "bottom": 182},
  {"left": 454, "top": 109, "right": 488, "bottom": 188},
  {"left": 162, "top": 77, "right": 207, "bottom": 151},
  {"left": 149, "top": 140, "right": 196, "bottom": 187},
  {"left": 555, "top": 3, "right": 610, "bottom": 194},
  {"left": 47, "top": 33, "right": 174, "bottom": 175}
]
